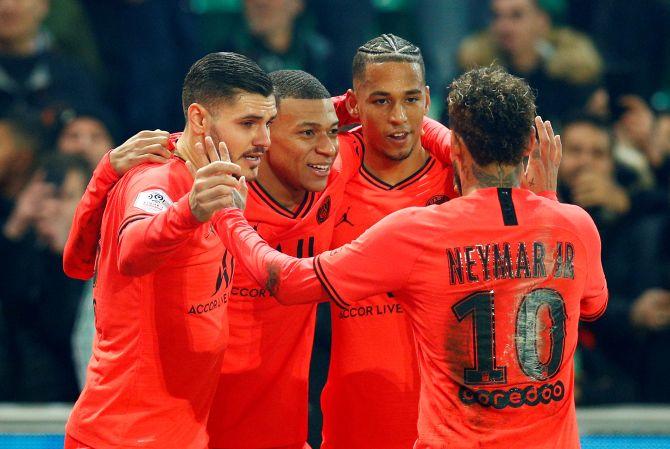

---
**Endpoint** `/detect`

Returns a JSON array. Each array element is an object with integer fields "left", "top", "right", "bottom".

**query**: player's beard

[{"left": 384, "top": 146, "right": 414, "bottom": 161}]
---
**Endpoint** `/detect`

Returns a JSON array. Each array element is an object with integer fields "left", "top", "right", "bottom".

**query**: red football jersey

[
  {"left": 322, "top": 127, "right": 457, "bottom": 449},
  {"left": 314, "top": 188, "right": 607, "bottom": 449},
  {"left": 207, "top": 149, "right": 353, "bottom": 449},
  {"left": 66, "top": 155, "right": 232, "bottom": 449}
]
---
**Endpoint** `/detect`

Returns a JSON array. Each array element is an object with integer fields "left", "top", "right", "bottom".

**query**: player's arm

[
  {"left": 420, "top": 116, "right": 453, "bottom": 164},
  {"left": 578, "top": 211, "right": 608, "bottom": 321},
  {"left": 117, "top": 139, "right": 240, "bottom": 276},
  {"left": 62, "top": 130, "right": 171, "bottom": 279},
  {"left": 213, "top": 206, "right": 419, "bottom": 307}
]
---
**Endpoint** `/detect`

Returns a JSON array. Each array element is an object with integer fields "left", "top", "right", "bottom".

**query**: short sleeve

[{"left": 314, "top": 208, "right": 423, "bottom": 309}]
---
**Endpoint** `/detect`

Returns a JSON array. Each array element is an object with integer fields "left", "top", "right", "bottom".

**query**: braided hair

[{"left": 352, "top": 34, "right": 425, "bottom": 83}]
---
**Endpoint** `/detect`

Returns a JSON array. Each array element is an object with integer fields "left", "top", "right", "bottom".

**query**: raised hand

[
  {"left": 187, "top": 136, "right": 243, "bottom": 222},
  {"left": 109, "top": 129, "right": 171, "bottom": 175},
  {"left": 522, "top": 116, "right": 562, "bottom": 193}
]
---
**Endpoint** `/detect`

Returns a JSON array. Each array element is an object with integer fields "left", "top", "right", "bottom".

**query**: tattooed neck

[{"left": 471, "top": 163, "right": 521, "bottom": 188}]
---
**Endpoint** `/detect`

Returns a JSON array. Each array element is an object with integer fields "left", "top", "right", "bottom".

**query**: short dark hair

[
  {"left": 269, "top": 70, "right": 331, "bottom": 101},
  {"left": 352, "top": 34, "right": 425, "bottom": 84},
  {"left": 181, "top": 52, "right": 274, "bottom": 117},
  {"left": 447, "top": 66, "right": 536, "bottom": 166}
]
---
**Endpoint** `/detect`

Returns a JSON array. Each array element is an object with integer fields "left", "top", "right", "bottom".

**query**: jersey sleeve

[
  {"left": 578, "top": 211, "right": 608, "bottom": 321},
  {"left": 63, "top": 152, "right": 120, "bottom": 280},
  {"left": 116, "top": 174, "right": 203, "bottom": 277},
  {"left": 212, "top": 208, "right": 326, "bottom": 305},
  {"left": 332, "top": 94, "right": 357, "bottom": 126},
  {"left": 314, "top": 208, "right": 422, "bottom": 309},
  {"left": 421, "top": 117, "right": 452, "bottom": 164}
]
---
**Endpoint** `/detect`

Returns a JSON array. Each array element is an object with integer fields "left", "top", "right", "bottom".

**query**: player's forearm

[
  {"left": 421, "top": 117, "right": 452, "bottom": 163},
  {"left": 117, "top": 195, "right": 202, "bottom": 276},
  {"left": 213, "top": 208, "right": 325, "bottom": 305},
  {"left": 63, "top": 152, "right": 120, "bottom": 280}
]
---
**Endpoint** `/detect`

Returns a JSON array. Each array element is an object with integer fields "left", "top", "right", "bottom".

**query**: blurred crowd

[{"left": 0, "top": 0, "right": 669, "bottom": 413}]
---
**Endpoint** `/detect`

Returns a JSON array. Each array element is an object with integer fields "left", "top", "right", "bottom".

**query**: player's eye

[
  {"left": 301, "top": 129, "right": 315, "bottom": 137},
  {"left": 373, "top": 98, "right": 389, "bottom": 105},
  {"left": 241, "top": 121, "right": 255, "bottom": 128},
  {"left": 328, "top": 128, "right": 339, "bottom": 136},
  {"left": 407, "top": 97, "right": 420, "bottom": 103}
]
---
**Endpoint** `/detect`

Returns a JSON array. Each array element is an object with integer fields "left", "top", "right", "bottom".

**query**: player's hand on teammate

[
  {"left": 522, "top": 116, "right": 562, "bottom": 193},
  {"left": 109, "top": 130, "right": 171, "bottom": 175},
  {"left": 187, "top": 136, "right": 246, "bottom": 222}
]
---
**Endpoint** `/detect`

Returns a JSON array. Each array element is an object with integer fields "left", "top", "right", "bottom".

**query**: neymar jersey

[
  {"left": 322, "top": 127, "right": 456, "bottom": 449},
  {"left": 315, "top": 187, "right": 607, "bottom": 449}
]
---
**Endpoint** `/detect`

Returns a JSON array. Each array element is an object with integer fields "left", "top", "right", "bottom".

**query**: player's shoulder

[
  {"left": 545, "top": 197, "right": 597, "bottom": 231},
  {"left": 123, "top": 158, "right": 188, "bottom": 188}
]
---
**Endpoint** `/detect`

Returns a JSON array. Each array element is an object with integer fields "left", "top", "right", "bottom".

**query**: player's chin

[
  {"left": 240, "top": 164, "right": 260, "bottom": 181},
  {"left": 384, "top": 147, "right": 413, "bottom": 161},
  {"left": 302, "top": 176, "right": 329, "bottom": 193}
]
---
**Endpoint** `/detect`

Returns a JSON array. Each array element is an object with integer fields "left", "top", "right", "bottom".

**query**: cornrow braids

[{"left": 352, "top": 34, "right": 425, "bottom": 83}]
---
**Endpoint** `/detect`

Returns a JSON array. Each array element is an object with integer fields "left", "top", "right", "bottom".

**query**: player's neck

[
  {"left": 257, "top": 161, "right": 306, "bottom": 210},
  {"left": 174, "top": 129, "right": 200, "bottom": 166},
  {"left": 363, "top": 142, "right": 430, "bottom": 185},
  {"left": 460, "top": 162, "right": 523, "bottom": 196}
]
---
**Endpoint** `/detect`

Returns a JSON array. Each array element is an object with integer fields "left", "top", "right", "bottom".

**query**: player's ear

[
  {"left": 187, "top": 103, "right": 208, "bottom": 135},
  {"left": 424, "top": 85, "right": 431, "bottom": 114},
  {"left": 524, "top": 126, "right": 537, "bottom": 158},
  {"left": 345, "top": 89, "right": 360, "bottom": 119},
  {"left": 451, "top": 132, "right": 465, "bottom": 163}
]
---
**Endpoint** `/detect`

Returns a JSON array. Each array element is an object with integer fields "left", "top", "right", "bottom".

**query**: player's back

[
  {"left": 395, "top": 187, "right": 606, "bottom": 449},
  {"left": 67, "top": 158, "right": 231, "bottom": 449}
]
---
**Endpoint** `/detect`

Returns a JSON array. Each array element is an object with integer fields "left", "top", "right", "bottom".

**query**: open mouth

[
  {"left": 388, "top": 131, "right": 410, "bottom": 142},
  {"left": 307, "top": 163, "right": 332, "bottom": 177}
]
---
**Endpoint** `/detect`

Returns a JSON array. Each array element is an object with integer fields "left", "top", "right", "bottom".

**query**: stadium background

[{"left": 0, "top": 0, "right": 669, "bottom": 447}]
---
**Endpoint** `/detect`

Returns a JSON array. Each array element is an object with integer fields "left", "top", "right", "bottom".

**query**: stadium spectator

[
  {"left": 611, "top": 95, "right": 657, "bottom": 189},
  {"left": 55, "top": 108, "right": 117, "bottom": 168},
  {"left": 217, "top": 0, "right": 335, "bottom": 92},
  {"left": 0, "top": 113, "right": 43, "bottom": 400},
  {"left": 650, "top": 112, "right": 670, "bottom": 193},
  {"left": 81, "top": 0, "right": 197, "bottom": 134},
  {"left": 0, "top": 114, "right": 43, "bottom": 223},
  {"left": 457, "top": 0, "right": 603, "bottom": 124},
  {"left": 0, "top": 153, "right": 89, "bottom": 402},
  {"left": 559, "top": 114, "right": 670, "bottom": 403},
  {"left": 0, "top": 0, "right": 103, "bottom": 129}
]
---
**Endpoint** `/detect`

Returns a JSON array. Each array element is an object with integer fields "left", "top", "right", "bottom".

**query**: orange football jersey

[
  {"left": 66, "top": 155, "right": 232, "bottom": 449},
  {"left": 322, "top": 127, "right": 456, "bottom": 449}
]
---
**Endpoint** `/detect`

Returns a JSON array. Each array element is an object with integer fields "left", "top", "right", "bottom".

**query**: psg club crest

[
  {"left": 426, "top": 195, "right": 448, "bottom": 206},
  {"left": 317, "top": 196, "right": 331, "bottom": 224}
]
